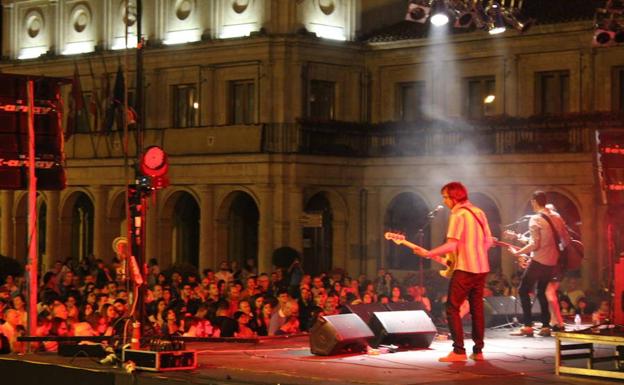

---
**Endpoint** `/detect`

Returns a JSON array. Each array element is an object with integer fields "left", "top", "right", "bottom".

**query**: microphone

[
  {"left": 503, "top": 215, "right": 532, "bottom": 227},
  {"left": 427, "top": 205, "right": 444, "bottom": 218}
]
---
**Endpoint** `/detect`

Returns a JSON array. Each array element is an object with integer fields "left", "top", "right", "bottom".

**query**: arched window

[
  {"left": 71, "top": 193, "right": 94, "bottom": 261},
  {"left": 303, "top": 193, "right": 332, "bottom": 276},
  {"left": 384, "top": 192, "right": 431, "bottom": 270},
  {"left": 172, "top": 192, "right": 200, "bottom": 267}
]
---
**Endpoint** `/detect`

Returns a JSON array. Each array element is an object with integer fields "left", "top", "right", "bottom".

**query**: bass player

[{"left": 412, "top": 182, "right": 493, "bottom": 362}]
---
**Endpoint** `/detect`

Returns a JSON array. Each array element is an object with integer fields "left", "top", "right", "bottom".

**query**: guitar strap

[
  {"left": 460, "top": 206, "right": 486, "bottom": 235},
  {"left": 539, "top": 212, "right": 563, "bottom": 251}
]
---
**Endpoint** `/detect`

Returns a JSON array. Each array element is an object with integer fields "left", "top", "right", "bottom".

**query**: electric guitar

[
  {"left": 503, "top": 229, "right": 584, "bottom": 270},
  {"left": 495, "top": 235, "right": 530, "bottom": 269},
  {"left": 384, "top": 231, "right": 530, "bottom": 277}
]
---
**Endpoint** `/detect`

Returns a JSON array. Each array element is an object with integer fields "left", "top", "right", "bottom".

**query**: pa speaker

[
  {"left": 369, "top": 310, "right": 437, "bottom": 349},
  {"left": 343, "top": 303, "right": 388, "bottom": 325},
  {"left": 309, "top": 313, "right": 374, "bottom": 356}
]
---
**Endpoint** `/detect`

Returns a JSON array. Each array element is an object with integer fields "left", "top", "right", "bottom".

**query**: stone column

[
  {"left": 92, "top": 185, "right": 109, "bottom": 261},
  {"left": 198, "top": 185, "right": 215, "bottom": 273},
  {"left": 365, "top": 187, "right": 382, "bottom": 278},
  {"left": 13, "top": 213, "right": 27, "bottom": 263},
  {"left": 332, "top": 219, "right": 348, "bottom": 270},
  {"left": 576, "top": 188, "right": 597, "bottom": 289},
  {"left": 504, "top": 54, "right": 518, "bottom": 116},
  {"left": 1, "top": 190, "right": 14, "bottom": 256},
  {"left": 288, "top": 184, "right": 303, "bottom": 253},
  {"left": 1, "top": 3, "right": 15, "bottom": 59},
  {"left": 44, "top": 190, "right": 60, "bottom": 270},
  {"left": 345, "top": 187, "right": 362, "bottom": 276},
  {"left": 257, "top": 185, "right": 274, "bottom": 274}
]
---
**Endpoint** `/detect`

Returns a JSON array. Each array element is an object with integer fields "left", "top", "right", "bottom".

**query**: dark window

[
  {"left": 535, "top": 70, "right": 569, "bottom": 115},
  {"left": 230, "top": 79, "right": 255, "bottom": 124},
  {"left": 173, "top": 84, "right": 198, "bottom": 128},
  {"left": 464, "top": 76, "right": 496, "bottom": 119},
  {"left": 308, "top": 80, "right": 335, "bottom": 120},
  {"left": 397, "top": 81, "right": 426, "bottom": 121},
  {"left": 613, "top": 66, "right": 624, "bottom": 112}
]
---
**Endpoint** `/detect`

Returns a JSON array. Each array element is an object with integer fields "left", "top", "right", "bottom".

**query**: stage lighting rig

[
  {"left": 137, "top": 145, "right": 169, "bottom": 191},
  {"left": 405, "top": 0, "right": 533, "bottom": 35},
  {"left": 406, "top": 0, "right": 431, "bottom": 23},
  {"left": 593, "top": 1, "right": 624, "bottom": 47}
]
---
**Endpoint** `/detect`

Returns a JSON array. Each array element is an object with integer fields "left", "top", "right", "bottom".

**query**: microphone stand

[{"left": 416, "top": 213, "right": 437, "bottom": 287}]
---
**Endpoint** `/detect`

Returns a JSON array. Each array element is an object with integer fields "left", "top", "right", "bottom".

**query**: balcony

[
  {"left": 63, "top": 114, "right": 624, "bottom": 160},
  {"left": 278, "top": 113, "right": 624, "bottom": 157}
]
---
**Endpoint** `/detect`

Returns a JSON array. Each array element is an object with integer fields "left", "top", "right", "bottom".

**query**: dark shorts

[{"left": 551, "top": 264, "right": 563, "bottom": 282}]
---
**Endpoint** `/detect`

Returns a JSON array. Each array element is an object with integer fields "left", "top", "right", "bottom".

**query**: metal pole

[
  {"left": 416, "top": 230, "right": 424, "bottom": 287},
  {"left": 26, "top": 79, "right": 38, "bottom": 344}
]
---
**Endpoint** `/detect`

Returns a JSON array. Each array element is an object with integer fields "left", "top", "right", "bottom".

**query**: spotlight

[
  {"left": 406, "top": 0, "right": 430, "bottom": 24},
  {"left": 454, "top": 10, "right": 475, "bottom": 29},
  {"left": 473, "top": 4, "right": 490, "bottom": 31},
  {"left": 503, "top": 9, "right": 535, "bottom": 33},
  {"left": 430, "top": 0, "right": 450, "bottom": 27},
  {"left": 592, "top": 3, "right": 624, "bottom": 47},
  {"left": 484, "top": 94, "right": 496, "bottom": 104},
  {"left": 593, "top": 29, "right": 615, "bottom": 46},
  {"left": 487, "top": 2, "right": 506, "bottom": 35}
]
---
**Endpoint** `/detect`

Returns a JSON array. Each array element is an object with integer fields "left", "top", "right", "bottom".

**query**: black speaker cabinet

[
  {"left": 343, "top": 303, "right": 388, "bottom": 325},
  {"left": 369, "top": 310, "right": 437, "bottom": 349},
  {"left": 386, "top": 301, "right": 427, "bottom": 312},
  {"left": 309, "top": 313, "right": 374, "bottom": 356}
]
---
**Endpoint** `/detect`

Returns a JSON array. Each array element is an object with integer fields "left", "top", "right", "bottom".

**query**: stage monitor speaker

[
  {"left": 369, "top": 310, "right": 437, "bottom": 349},
  {"left": 483, "top": 296, "right": 520, "bottom": 327},
  {"left": 309, "top": 313, "right": 374, "bottom": 356},
  {"left": 386, "top": 301, "right": 427, "bottom": 312},
  {"left": 343, "top": 303, "right": 388, "bottom": 325}
]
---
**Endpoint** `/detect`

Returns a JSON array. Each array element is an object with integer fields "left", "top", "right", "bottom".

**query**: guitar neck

[{"left": 397, "top": 240, "right": 447, "bottom": 266}]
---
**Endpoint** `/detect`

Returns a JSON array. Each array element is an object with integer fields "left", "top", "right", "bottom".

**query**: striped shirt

[{"left": 446, "top": 201, "right": 491, "bottom": 274}]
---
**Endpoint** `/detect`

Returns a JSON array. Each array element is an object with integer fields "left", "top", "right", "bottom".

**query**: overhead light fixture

[
  {"left": 594, "top": 29, "right": 616, "bottom": 46},
  {"left": 405, "top": 0, "right": 533, "bottom": 35},
  {"left": 454, "top": 2, "right": 475, "bottom": 29},
  {"left": 405, "top": 0, "right": 430, "bottom": 24},
  {"left": 487, "top": 2, "right": 506, "bottom": 35},
  {"left": 430, "top": 0, "right": 450, "bottom": 27},
  {"left": 593, "top": 3, "right": 624, "bottom": 47},
  {"left": 503, "top": 8, "right": 535, "bottom": 33}
]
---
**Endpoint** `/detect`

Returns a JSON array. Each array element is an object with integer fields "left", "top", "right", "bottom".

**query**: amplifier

[{"left": 122, "top": 349, "right": 197, "bottom": 371}]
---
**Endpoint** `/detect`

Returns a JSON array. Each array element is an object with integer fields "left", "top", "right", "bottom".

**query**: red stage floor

[{"left": 1, "top": 329, "right": 621, "bottom": 385}]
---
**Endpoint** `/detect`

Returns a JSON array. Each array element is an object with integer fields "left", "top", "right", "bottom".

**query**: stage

[{"left": 1, "top": 329, "right": 621, "bottom": 385}]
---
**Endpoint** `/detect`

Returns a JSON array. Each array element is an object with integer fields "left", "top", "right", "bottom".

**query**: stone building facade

[{"left": 0, "top": 0, "right": 622, "bottom": 289}]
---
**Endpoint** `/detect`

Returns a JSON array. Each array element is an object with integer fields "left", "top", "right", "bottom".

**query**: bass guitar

[{"left": 384, "top": 232, "right": 455, "bottom": 278}]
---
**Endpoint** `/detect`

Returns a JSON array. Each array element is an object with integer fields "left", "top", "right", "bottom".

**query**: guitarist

[
  {"left": 508, "top": 191, "right": 570, "bottom": 337},
  {"left": 412, "top": 182, "right": 493, "bottom": 362}
]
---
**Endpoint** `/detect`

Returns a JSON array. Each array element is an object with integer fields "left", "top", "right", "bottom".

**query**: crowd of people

[{"left": 0, "top": 252, "right": 608, "bottom": 354}]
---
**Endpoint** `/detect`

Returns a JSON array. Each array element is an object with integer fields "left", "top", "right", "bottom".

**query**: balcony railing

[
  {"left": 64, "top": 114, "right": 624, "bottom": 159},
  {"left": 271, "top": 113, "right": 624, "bottom": 157}
]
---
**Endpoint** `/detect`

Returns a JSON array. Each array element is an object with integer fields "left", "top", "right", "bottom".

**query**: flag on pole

[
  {"left": 87, "top": 59, "right": 101, "bottom": 133},
  {"left": 99, "top": 60, "right": 111, "bottom": 133},
  {"left": 66, "top": 64, "right": 89, "bottom": 140},
  {"left": 104, "top": 65, "right": 125, "bottom": 132}
]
